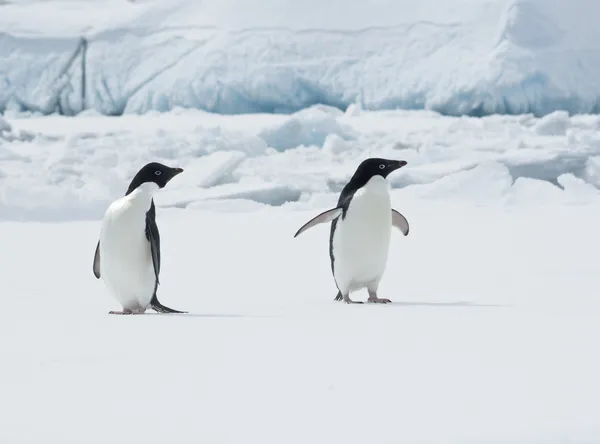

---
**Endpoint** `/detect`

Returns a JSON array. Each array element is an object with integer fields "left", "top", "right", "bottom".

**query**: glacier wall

[{"left": 0, "top": 0, "right": 599, "bottom": 117}]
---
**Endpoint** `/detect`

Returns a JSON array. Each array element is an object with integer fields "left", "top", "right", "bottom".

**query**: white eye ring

[
  {"left": 379, "top": 164, "right": 385, "bottom": 169},
  {"left": 154, "top": 170, "right": 162, "bottom": 176}
]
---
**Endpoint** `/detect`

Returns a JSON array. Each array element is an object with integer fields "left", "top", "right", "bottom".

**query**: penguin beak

[
  {"left": 166, "top": 167, "right": 184, "bottom": 183},
  {"left": 389, "top": 160, "right": 407, "bottom": 172}
]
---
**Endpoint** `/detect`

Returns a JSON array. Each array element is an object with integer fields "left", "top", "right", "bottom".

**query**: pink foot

[
  {"left": 109, "top": 309, "right": 133, "bottom": 315},
  {"left": 367, "top": 297, "right": 392, "bottom": 304}
]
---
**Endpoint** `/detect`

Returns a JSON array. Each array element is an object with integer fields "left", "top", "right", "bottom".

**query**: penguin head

[
  {"left": 125, "top": 162, "right": 184, "bottom": 195},
  {"left": 352, "top": 158, "right": 407, "bottom": 181}
]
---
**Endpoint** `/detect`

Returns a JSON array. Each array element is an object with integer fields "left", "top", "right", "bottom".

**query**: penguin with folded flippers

[{"left": 93, "top": 162, "right": 185, "bottom": 314}]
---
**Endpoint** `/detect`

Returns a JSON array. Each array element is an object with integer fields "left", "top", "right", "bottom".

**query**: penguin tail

[
  {"left": 334, "top": 291, "right": 343, "bottom": 302},
  {"left": 150, "top": 294, "right": 187, "bottom": 314}
]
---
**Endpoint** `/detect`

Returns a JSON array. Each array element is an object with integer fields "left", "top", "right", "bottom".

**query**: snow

[
  {"left": 532, "top": 110, "right": 572, "bottom": 136},
  {"left": 257, "top": 105, "right": 355, "bottom": 151},
  {"left": 1, "top": 0, "right": 599, "bottom": 116},
  {"left": 0, "top": 113, "right": 34, "bottom": 144},
  {"left": 0, "top": 115, "right": 10, "bottom": 133},
  {"left": 1, "top": 109, "right": 600, "bottom": 443},
  {"left": 4, "top": 106, "right": 600, "bottom": 220}
]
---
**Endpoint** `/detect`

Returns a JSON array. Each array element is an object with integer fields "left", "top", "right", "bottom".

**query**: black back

[
  {"left": 328, "top": 158, "right": 407, "bottom": 277},
  {"left": 124, "top": 162, "right": 183, "bottom": 307},
  {"left": 123, "top": 163, "right": 183, "bottom": 291},
  {"left": 131, "top": 163, "right": 185, "bottom": 313},
  {"left": 143, "top": 200, "right": 179, "bottom": 312}
]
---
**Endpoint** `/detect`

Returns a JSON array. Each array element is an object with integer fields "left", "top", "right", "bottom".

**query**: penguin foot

[
  {"left": 342, "top": 294, "right": 364, "bottom": 304},
  {"left": 109, "top": 309, "right": 134, "bottom": 315},
  {"left": 367, "top": 297, "right": 392, "bottom": 304},
  {"left": 367, "top": 289, "right": 391, "bottom": 304}
]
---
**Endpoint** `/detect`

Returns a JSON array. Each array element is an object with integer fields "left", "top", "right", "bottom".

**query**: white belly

[
  {"left": 99, "top": 196, "right": 156, "bottom": 312},
  {"left": 332, "top": 177, "right": 392, "bottom": 294}
]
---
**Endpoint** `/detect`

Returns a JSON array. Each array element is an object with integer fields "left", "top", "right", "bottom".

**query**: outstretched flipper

[
  {"left": 93, "top": 241, "right": 101, "bottom": 279},
  {"left": 294, "top": 207, "right": 343, "bottom": 238},
  {"left": 145, "top": 201, "right": 186, "bottom": 314},
  {"left": 392, "top": 209, "right": 409, "bottom": 236}
]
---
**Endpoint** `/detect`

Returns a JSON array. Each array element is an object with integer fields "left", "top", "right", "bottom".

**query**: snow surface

[
  {"left": 1, "top": 0, "right": 599, "bottom": 116},
  {"left": 1, "top": 109, "right": 600, "bottom": 443}
]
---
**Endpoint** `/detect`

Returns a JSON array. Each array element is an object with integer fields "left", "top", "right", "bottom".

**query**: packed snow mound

[
  {"left": 412, "top": 162, "right": 514, "bottom": 204},
  {"left": 0, "top": 0, "right": 598, "bottom": 116},
  {"left": 3, "top": 108, "right": 600, "bottom": 221},
  {"left": 258, "top": 106, "right": 355, "bottom": 151},
  {"left": 0, "top": 116, "right": 10, "bottom": 134},
  {"left": 0, "top": 114, "right": 34, "bottom": 142}
]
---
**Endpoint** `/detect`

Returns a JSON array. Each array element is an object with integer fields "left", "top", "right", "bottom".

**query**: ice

[
  {"left": 1, "top": 0, "right": 600, "bottom": 116},
  {"left": 157, "top": 181, "right": 303, "bottom": 209},
  {"left": 411, "top": 161, "right": 514, "bottom": 204},
  {"left": 0, "top": 115, "right": 10, "bottom": 133},
  {"left": 322, "top": 133, "right": 354, "bottom": 155},
  {"left": 557, "top": 173, "right": 600, "bottom": 199},
  {"left": 171, "top": 151, "right": 247, "bottom": 189},
  {"left": 344, "top": 102, "right": 362, "bottom": 117},
  {"left": 506, "top": 176, "right": 565, "bottom": 205},
  {"left": 4, "top": 108, "right": 600, "bottom": 220},
  {"left": 532, "top": 110, "right": 571, "bottom": 136},
  {"left": 0, "top": 113, "right": 34, "bottom": 142},
  {"left": 258, "top": 106, "right": 356, "bottom": 151},
  {"left": 583, "top": 156, "right": 600, "bottom": 188}
]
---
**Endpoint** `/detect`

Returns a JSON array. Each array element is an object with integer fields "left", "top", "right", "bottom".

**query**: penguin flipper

[
  {"left": 145, "top": 211, "right": 161, "bottom": 286},
  {"left": 145, "top": 201, "right": 187, "bottom": 314},
  {"left": 391, "top": 209, "right": 409, "bottom": 236},
  {"left": 93, "top": 241, "right": 101, "bottom": 279},
  {"left": 294, "top": 207, "right": 343, "bottom": 238}
]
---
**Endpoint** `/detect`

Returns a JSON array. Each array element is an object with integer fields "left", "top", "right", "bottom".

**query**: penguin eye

[
  {"left": 379, "top": 164, "right": 385, "bottom": 169},
  {"left": 154, "top": 170, "right": 162, "bottom": 176}
]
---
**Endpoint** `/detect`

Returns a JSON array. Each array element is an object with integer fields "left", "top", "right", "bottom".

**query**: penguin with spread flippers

[
  {"left": 93, "top": 162, "right": 185, "bottom": 314},
  {"left": 294, "top": 158, "right": 409, "bottom": 304}
]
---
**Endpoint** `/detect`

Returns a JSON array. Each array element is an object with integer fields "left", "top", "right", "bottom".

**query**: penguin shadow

[
  {"left": 387, "top": 300, "right": 508, "bottom": 308},
  {"left": 141, "top": 312, "right": 275, "bottom": 319}
]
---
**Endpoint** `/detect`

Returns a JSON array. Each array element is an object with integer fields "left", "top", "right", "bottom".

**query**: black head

[
  {"left": 125, "top": 162, "right": 184, "bottom": 195},
  {"left": 337, "top": 158, "right": 407, "bottom": 204},
  {"left": 350, "top": 158, "right": 407, "bottom": 182}
]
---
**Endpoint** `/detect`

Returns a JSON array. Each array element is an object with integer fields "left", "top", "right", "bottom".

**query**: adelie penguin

[
  {"left": 92, "top": 162, "right": 186, "bottom": 315},
  {"left": 294, "top": 158, "right": 410, "bottom": 304}
]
